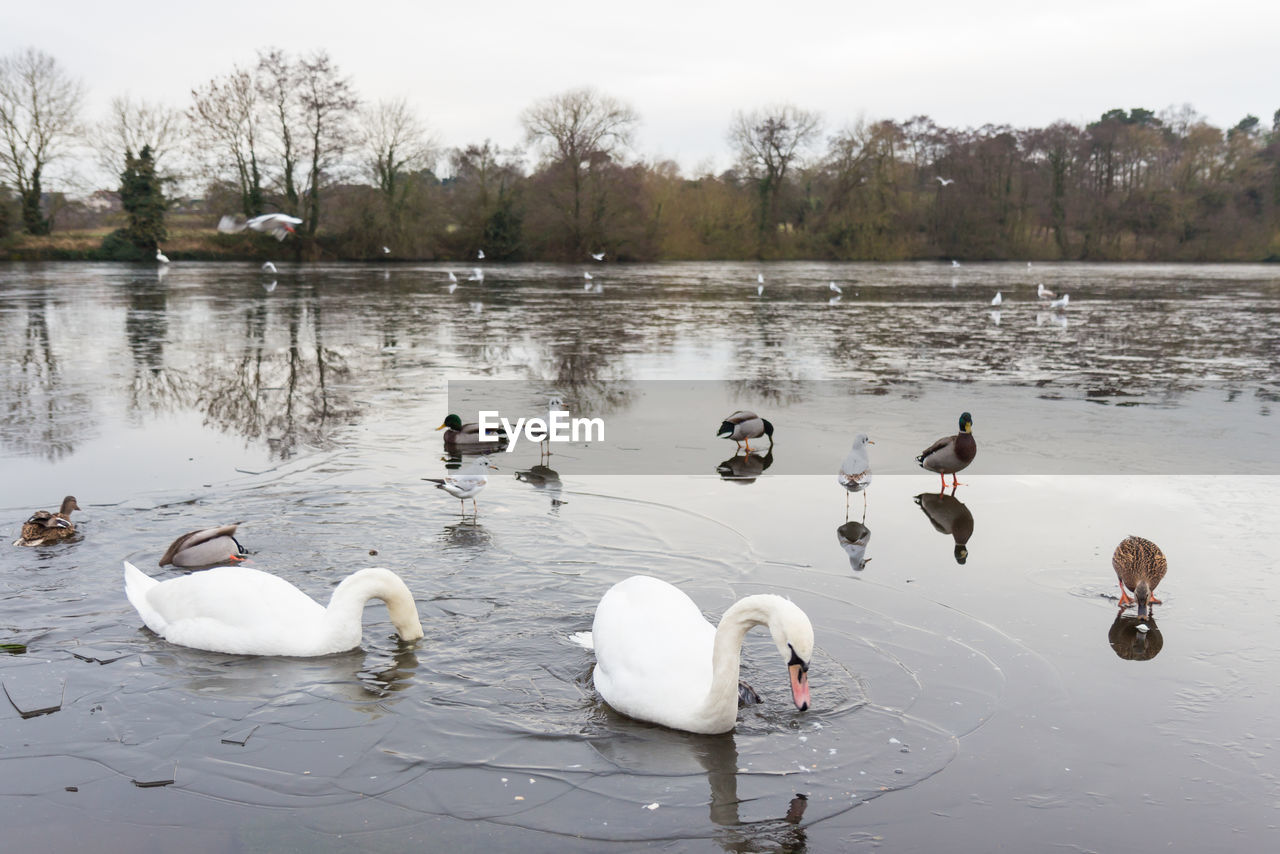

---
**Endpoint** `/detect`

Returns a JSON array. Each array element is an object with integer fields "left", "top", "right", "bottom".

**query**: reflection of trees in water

[
  {"left": 199, "top": 288, "right": 359, "bottom": 459},
  {"left": 0, "top": 297, "right": 93, "bottom": 461},
  {"left": 126, "top": 277, "right": 195, "bottom": 415}
]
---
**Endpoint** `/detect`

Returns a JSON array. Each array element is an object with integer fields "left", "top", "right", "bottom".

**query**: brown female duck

[
  {"left": 13, "top": 496, "right": 81, "bottom": 547},
  {"left": 1112, "top": 535, "right": 1167, "bottom": 618}
]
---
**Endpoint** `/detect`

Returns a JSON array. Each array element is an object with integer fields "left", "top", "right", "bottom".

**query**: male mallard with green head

[
  {"left": 436, "top": 414, "right": 508, "bottom": 448},
  {"left": 716, "top": 411, "right": 774, "bottom": 453},
  {"left": 1112, "top": 535, "right": 1166, "bottom": 618},
  {"left": 917, "top": 412, "right": 976, "bottom": 489},
  {"left": 159, "top": 524, "right": 248, "bottom": 568},
  {"left": 13, "top": 496, "right": 81, "bottom": 547}
]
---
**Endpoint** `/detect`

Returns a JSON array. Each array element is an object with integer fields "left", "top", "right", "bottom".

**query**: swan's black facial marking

[{"left": 787, "top": 644, "right": 809, "bottom": 673}]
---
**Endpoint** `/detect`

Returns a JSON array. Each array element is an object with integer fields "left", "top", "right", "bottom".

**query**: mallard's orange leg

[
  {"left": 1117, "top": 580, "right": 1133, "bottom": 606},
  {"left": 1150, "top": 595, "right": 1162, "bottom": 605}
]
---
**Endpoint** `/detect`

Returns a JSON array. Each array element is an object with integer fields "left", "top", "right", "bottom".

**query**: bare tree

[
  {"left": 728, "top": 104, "right": 821, "bottom": 249},
  {"left": 0, "top": 47, "right": 84, "bottom": 234},
  {"left": 296, "top": 50, "right": 358, "bottom": 237},
  {"left": 188, "top": 68, "right": 264, "bottom": 217},
  {"left": 93, "top": 94, "right": 185, "bottom": 186},
  {"left": 256, "top": 47, "right": 302, "bottom": 216},
  {"left": 521, "top": 87, "right": 638, "bottom": 254},
  {"left": 360, "top": 98, "right": 437, "bottom": 229}
]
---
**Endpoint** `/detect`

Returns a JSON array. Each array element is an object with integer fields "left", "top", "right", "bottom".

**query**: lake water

[{"left": 1, "top": 261, "right": 1277, "bottom": 852}]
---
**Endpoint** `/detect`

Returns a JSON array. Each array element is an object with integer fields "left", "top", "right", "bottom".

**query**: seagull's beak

[{"left": 867, "top": 439, "right": 876, "bottom": 444}]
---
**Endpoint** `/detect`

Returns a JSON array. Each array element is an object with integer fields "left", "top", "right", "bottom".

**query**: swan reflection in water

[
  {"left": 913, "top": 488, "right": 974, "bottom": 564},
  {"left": 589, "top": 724, "right": 807, "bottom": 852},
  {"left": 514, "top": 463, "right": 567, "bottom": 510},
  {"left": 836, "top": 519, "right": 871, "bottom": 572},
  {"left": 716, "top": 448, "right": 774, "bottom": 484},
  {"left": 1108, "top": 612, "right": 1164, "bottom": 661}
]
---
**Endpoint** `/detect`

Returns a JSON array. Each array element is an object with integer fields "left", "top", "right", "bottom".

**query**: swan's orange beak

[{"left": 789, "top": 662, "right": 810, "bottom": 711}]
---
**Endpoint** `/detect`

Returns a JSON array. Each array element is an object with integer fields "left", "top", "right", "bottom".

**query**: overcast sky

[{"left": 5, "top": 0, "right": 1278, "bottom": 179}]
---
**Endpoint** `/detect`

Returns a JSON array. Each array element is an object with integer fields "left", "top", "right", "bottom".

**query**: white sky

[{"left": 5, "top": 0, "right": 1278, "bottom": 181}]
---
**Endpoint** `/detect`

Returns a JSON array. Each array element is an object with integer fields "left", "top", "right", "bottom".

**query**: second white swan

[
  {"left": 124, "top": 561, "right": 424, "bottom": 656},
  {"left": 585, "top": 575, "right": 814, "bottom": 734}
]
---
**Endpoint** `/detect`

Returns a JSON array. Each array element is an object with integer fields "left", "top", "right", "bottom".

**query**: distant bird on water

[
  {"left": 262, "top": 261, "right": 277, "bottom": 273},
  {"left": 1112, "top": 536, "right": 1167, "bottom": 618},
  {"left": 756, "top": 272, "right": 765, "bottom": 297},
  {"left": 917, "top": 412, "right": 977, "bottom": 489},
  {"left": 447, "top": 270, "right": 457, "bottom": 283},
  {"left": 468, "top": 268, "right": 485, "bottom": 282},
  {"left": 591, "top": 252, "right": 605, "bottom": 261},
  {"left": 584, "top": 271, "right": 593, "bottom": 281},
  {"left": 991, "top": 291, "right": 1002, "bottom": 306},
  {"left": 155, "top": 249, "right": 170, "bottom": 264},
  {"left": 477, "top": 249, "right": 485, "bottom": 260},
  {"left": 13, "top": 496, "right": 80, "bottom": 547},
  {"left": 1037, "top": 283, "right": 1056, "bottom": 300},
  {"left": 951, "top": 260, "right": 960, "bottom": 268},
  {"left": 829, "top": 282, "right": 843, "bottom": 295},
  {"left": 1049, "top": 293, "right": 1069, "bottom": 310},
  {"left": 382, "top": 246, "right": 391, "bottom": 254}
]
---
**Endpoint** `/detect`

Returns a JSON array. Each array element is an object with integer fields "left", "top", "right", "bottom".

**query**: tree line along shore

[{"left": 2, "top": 47, "right": 1279, "bottom": 263}]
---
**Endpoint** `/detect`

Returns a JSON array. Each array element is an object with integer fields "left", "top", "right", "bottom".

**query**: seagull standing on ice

[
  {"left": 1049, "top": 293, "right": 1069, "bottom": 310},
  {"left": 1037, "top": 283, "right": 1056, "bottom": 300},
  {"left": 991, "top": 292, "right": 1002, "bottom": 306},
  {"left": 829, "top": 282, "right": 843, "bottom": 295},
  {"left": 155, "top": 249, "right": 170, "bottom": 264},
  {"left": 447, "top": 270, "right": 457, "bottom": 283},
  {"left": 584, "top": 271, "right": 593, "bottom": 281}
]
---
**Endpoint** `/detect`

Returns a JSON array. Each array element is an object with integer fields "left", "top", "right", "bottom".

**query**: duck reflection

[
  {"left": 716, "top": 448, "right": 774, "bottom": 484},
  {"left": 590, "top": 726, "right": 807, "bottom": 852},
  {"left": 514, "top": 464, "right": 566, "bottom": 509},
  {"left": 913, "top": 488, "right": 974, "bottom": 564},
  {"left": 1107, "top": 612, "right": 1164, "bottom": 661},
  {"left": 836, "top": 519, "right": 871, "bottom": 572}
]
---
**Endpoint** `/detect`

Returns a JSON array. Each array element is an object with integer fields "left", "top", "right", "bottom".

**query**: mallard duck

[
  {"left": 1107, "top": 612, "right": 1164, "bottom": 661},
  {"left": 838, "top": 434, "right": 874, "bottom": 510},
  {"left": 914, "top": 490, "right": 974, "bottom": 564},
  {"left": 1112, "top": 535, "right": 1166, "bottom": 618},
  {"left": 424, "top": 458, "right": 496, "bottom": 515},
  {"left": 124, "top": 561, "right": 423, "bottom": 656},
  {"left": 159, "top": 524, "right": 248, "bottom": 568},
  {"left": 580, "top": 575, "right": 813, "bottom": 734},
  {"left": 13, "top": 496, "right": 81, "bottom": 547},
  {"left": 917, "top": 412, "right": 976, "bottom": 489},
  {"left": 716, "top": 411, "right": 774, "bottom": 453},
  {"left": 436, "top": 414, "right": 508, "bottom": 449}
]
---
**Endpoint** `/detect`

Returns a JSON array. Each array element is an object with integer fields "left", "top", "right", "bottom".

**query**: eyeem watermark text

[{"left": 478, "top": 410, "right": 604, "bottom": 451}]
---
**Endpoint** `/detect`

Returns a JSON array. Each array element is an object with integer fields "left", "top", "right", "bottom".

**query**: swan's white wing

[
  {"left": 591, "top": 576, "right": 715, "bottom": 729},
  {"left": 136, "top": 565, "right": 326, "bottom": 655}
]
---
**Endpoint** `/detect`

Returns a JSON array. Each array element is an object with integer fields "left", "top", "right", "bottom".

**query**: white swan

[
  {"left": 585, "top": 575, "right": 813, "bottom": 734},
  {"left": 123, "top": 561, "right": 423, "bottom": 656}
]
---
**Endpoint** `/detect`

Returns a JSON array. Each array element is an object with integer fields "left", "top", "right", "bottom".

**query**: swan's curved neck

[
  {"left": 323, "top": 568, "right": 424, "bottom": 642},
  {"left": 697, "top": 595, "right": 779, "bottom": 730}
]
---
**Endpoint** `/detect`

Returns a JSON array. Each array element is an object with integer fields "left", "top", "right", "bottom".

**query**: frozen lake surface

[{"left": 1, "top": 261, "right": 1277, "bottom": 852}]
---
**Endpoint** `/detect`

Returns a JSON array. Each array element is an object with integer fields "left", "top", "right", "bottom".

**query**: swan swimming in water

[
  {"left": 123, "top": 561, "right": 424, "bottom": 656},
  {"left": 582, "top": 575, "right": 813, "bottom": 734}
]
